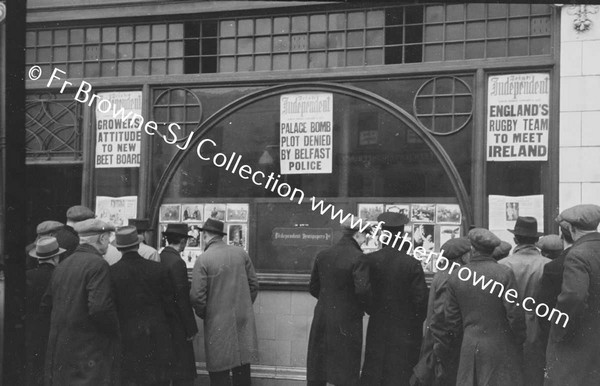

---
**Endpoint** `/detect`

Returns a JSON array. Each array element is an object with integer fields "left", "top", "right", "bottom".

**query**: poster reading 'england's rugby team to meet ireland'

[{"left": 487, "top": 73, "right": 550, "bottom": 162}]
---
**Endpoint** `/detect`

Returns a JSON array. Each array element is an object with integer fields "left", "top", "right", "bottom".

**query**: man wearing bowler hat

[
  {"left": 190, "top": 218, "right": 259, "bottom": 386},
  {"left": 499, "top": 216, "right": 549, "bottom": 386},
  {"left": 127, "top": 218, "right": 160, "bottom": 262},
  {"left": 42, "top": 218, "right": 120, "bottom": 386},
  {"left": 110, "top": 226, "right": 176, "bottom": 386},
  {"left": 361, "top": 212, "right": 428, "bottom": 386},
  {"left": 25, "top": 237, "right": 65, "bottom": 386},
  {"left": 545, "top": 204, "right": 600, "bottom": 386},
  {"left": 160, "top": 223, "right": 198, "bottom": 386}
]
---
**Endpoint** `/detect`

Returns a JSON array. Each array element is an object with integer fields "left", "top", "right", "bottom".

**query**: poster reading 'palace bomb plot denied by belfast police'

[
  {"left": 280, "top": 93, "right": 333, "bottom": 174},
  {"left": 487, "top": 73, "right": 550, "bottom": 162},
  {"left": 95, "top": 91, "right": 142, "bottom": 168}
]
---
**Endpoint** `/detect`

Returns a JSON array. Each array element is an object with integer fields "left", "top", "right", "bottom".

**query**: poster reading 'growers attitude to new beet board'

[
  {"left": 280, "top": 92, "right": 333, "bottom": 174},
  {"left": 487, "top": 73, "right": 550, "bottom": 161}
]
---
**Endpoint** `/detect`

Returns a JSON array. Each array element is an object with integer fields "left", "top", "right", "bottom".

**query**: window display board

[
  {"left": 158, "top": 203, "right": 249, "bottom": 269},
  {"left": 357, "top": 202, "right": 462, "bottom": 274}
]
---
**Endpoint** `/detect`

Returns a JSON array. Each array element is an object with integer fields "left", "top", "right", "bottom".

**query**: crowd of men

[
  {"left": 307, "top": 204, "right": 600, "bottom": 386},
  {"left": 25, "top": 205, "right": 259, "bottom": 386},
  {"left": 24, "top": 202, "right": 600, "bottom": 386}
]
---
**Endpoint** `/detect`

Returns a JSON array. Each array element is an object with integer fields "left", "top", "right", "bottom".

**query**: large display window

[{"left": 151, "top": 81, "right": 471, "bottom": 286}]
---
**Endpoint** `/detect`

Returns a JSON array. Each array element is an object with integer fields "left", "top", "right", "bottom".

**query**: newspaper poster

[
  {"left": 95, "top": 91, "right": 143, "bottom": 168},
  {"left": 95, "top": 196, "right": 138, "bottom": 228},
  {"left": 487, "top": 73, "right": 550, "bottom": 161},
  {"left": 280, "top": 93, "right": 333, "bottom": 174},
  {"left": 488, "top": 194, "right": 544, "bottom": 247}
]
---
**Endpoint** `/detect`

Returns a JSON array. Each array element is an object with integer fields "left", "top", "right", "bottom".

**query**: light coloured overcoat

[
  {"left": 545, "top": 233, "right": 600, "bottom": 386},
  {"left": 190, "top": 237, "right": 259, "bottom": 372},
  {"left": 499, "top": 244, "right": 550, "bottom": 386}
]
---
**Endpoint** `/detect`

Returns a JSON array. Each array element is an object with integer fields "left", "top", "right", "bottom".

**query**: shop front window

[{"left": 156, "top": 86, "right": 467, "bottom": 277}]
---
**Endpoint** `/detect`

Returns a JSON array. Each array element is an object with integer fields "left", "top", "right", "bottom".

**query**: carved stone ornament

[{"left": 567, "top": 5, "right": 599, "bottom": 33}]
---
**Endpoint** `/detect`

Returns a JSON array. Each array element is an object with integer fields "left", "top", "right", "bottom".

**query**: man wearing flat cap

[
  {"left": 361, "top": 212, "right": 427, "bottom": 386},
  {"left": 41, "top": 218, "right": 120, "bottom": 386},
  {"left": 498, "top": 216, "right": 549, "bottom": 386},
  {"left": 25, "top": 237, "right": 65, "bottom": 386},
  {"left": 545, "top": 204, "right": 600, "bottom": 386},
  {"left": 412, "top": 237, "right": 470, "bottom": 386},
  {"left": 110, "top": 226, "right": 176, "bottom": 385},
  {"left": 190, "top": 218, "right": 259, "bottom": 386},
  {"left": 433, "top": 228, "right": 525, "bottom": 386},
  {"left": 307, "top": 216, "right": 372, "bottom": 386},
  {"left": 160, "top": 223, "right": 198, "bottom": 386}
]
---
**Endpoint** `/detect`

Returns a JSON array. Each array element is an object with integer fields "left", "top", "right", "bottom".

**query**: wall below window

[
  {"left": 559, "top": 7, "right": 600, "bottom": 210},
  {"left": 192, "top": 290, "right": 318, "bottom": 384}
]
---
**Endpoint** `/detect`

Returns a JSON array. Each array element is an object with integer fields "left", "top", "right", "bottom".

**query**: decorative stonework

[{"left": 567, "top": 5, "right": 599, "bottom": 33}]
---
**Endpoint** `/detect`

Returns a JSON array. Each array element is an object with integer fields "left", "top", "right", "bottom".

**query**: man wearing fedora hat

[
  {"left": 190, "top": 218, "right": 259, "bottom": 386},
  {"left": 110, "top": 226, "right": 176, "bottom": 386},
  {"left": 41, "top": 218, "right": 120, "bottom": 386},
  {"left": 160, "top": 223, "right": 198, "bottom": 386},
  {"left": 128, "top": 218, "right": 160, "bottom": 262},
  {"left": 361, "top": 212, "right": 428, "bottom": 386},
  {"left": 25, "top": 237, "right": 65, "bottom": 386},
  {"left": 545, "top": 204, "right": 600, "bottom": 386},
  {"left": 498, "top": 216, "right": 549, "bottom": 386}
]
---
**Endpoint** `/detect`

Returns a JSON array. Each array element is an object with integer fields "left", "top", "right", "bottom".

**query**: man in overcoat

[
  {"left": 110, "top": 226, "right": 176, "bottom": 386},
  {"left": 307, "top": 218, "right": 371, "bottom": 386},
  {"left": 25, "top": 237, "right": 65, "bottom": 386},
  {"left": 545, "top": 204, "right": 600, "bottom": 386},
  {"left": 499, "top": 216, "right": 550, "bottom": 386},
  {"left": 536, "top": 224, "right": 573, "bottom": 352},
  {"left": 433, "top": 228, "right": 526, "bottom": 386},
  {"left": 361, "top": 212, "right": 428, "bottom": 386},
  {"left": 190, "top": 218, "right": 259, "bottom": 386},
  {"left": 41, "top": 218, "right": 121, "bottom": 386},
  {"left": 160, "top": 223, "right": 198, "bottom": 386},
  {"left": 412, "top": 236, "right": 471, "bottom": 386}
]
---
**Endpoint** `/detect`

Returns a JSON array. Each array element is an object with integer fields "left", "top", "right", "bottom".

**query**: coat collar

[
  {"left": 469, "top": 250, "right": 496, "bottom": 263},
  {"left": 164, "top": 245, "right": 180, "bottom": 254},
  {"left": 513, "top": 244, "right": 540, "bottom": 255},
  {"left": 204, "top": 237, "right": 226, "bottom": 252},
  {"left": 573, "top": 232, "right": 600, "bottom": 247},
  {"left": 336, "top": 234, "right": 362, "bottom": 251},
  {"left": 121, "top": 251, "right": 142, "bottom": 260},
  {"left": 77, "top": 243, "right": 103, "bottom": 257}
]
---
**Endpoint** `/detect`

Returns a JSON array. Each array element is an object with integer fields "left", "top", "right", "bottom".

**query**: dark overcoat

[
  {"left": 110, "top": 251, "right": 176, "bottom": 384},
  {"left": 535, "top": 249, "right": 568, "bottom": 351},
  {"left": 25, "top": 263, "right": 55, "bottom": 386},
  {"left": 160, "top": 246, "right": 198, "bottom": 381},
  {"left": 546, "top": 233, "right": 600, "bottom": 386},
  {"left": 307, "top": 235, "right": 371, "bottom": 386},
  {"left": 360, "top": 245, "right": 428, "bottom": 386},
  {"left": 41, "top": 244, "right": 120, "bottom": 386},
  {"left": 413, "top": 268, "right": 461, "bottom": 386},
  {"left": 190, "top": 238, "right": 259, "bottom": 372},
  {"left": 433, "top": 254, "right": 526, "bottom": 386}
]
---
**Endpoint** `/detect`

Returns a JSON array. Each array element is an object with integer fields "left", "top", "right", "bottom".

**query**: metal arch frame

[{"left": 149, "top": 81, "right": 472, "bottom": 232}]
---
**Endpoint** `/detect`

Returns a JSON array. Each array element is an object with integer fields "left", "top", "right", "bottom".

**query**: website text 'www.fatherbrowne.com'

[{"left": 42, "top": 66, "right": 569, "bottom": 329}]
